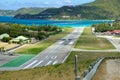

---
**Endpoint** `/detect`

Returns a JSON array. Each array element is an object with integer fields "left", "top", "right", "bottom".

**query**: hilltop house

[{"left": 0, "top": 33, "right": 9, "bottom": 39}]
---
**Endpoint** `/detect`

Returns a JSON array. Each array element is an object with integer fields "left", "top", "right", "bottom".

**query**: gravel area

[{"left": 92, "top": 59, "right": 120, "bottom": 80}]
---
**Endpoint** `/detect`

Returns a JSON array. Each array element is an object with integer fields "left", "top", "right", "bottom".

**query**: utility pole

[{"left": 75, "top": 55, "right": 80, "bottom": 80}]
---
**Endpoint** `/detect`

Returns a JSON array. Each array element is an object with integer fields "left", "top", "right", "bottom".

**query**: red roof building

[{"left": 112, "top": 30, "right": 120, "bottom": 34}]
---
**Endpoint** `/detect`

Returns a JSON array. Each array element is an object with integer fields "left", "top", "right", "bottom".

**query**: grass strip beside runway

[
  {"left": 75, "top": 27, "right": 115, "bottom": 50},
  {"left": 0, "top": 54, "right": 35, "bottom": 67}
]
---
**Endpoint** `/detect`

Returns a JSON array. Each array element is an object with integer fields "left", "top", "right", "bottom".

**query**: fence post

[{"left": 75, "top": 55, "right": 80, "bottom": 80}]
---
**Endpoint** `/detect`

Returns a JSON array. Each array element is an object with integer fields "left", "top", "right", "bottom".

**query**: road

[
  {"left": 0, "top": 28, "right": 84, "bottom": 71},
  {"left": 107, "top": 38, "right": 120, "bottom": 50}
]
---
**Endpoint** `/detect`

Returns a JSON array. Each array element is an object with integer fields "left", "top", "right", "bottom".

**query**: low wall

[{"left": 82, "top": 58, "right": 104, "bottom": 80}]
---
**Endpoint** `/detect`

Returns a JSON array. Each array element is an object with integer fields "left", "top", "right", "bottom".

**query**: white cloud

[{"left": 65, "top": 0, "right": 72, "bottom": 3}]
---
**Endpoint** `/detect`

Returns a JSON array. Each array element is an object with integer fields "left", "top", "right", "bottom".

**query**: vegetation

[
  {"left": 0, "top": 8, "right": 47, "bottom": 16},
  {"left": 85, "top": 0, "right": 120, "bottom": 18},
  {"left": 15, "top": 8, "right": 47, "bottom": 15},
  {"left": 93, "top": 22, "right": 120, "bottom": 32},
  {"left": 15, "top": 28, "right": 73, "bottom": 54},
  {"left": 1, "top": 0, "right": 120, "bottom": 19},
  {"left": 1, "top": 37, "right": 12, "bottom": 42},
  {"left": 0, "top": 23, "right": 62, "bottom": 41},
  {"left": 0, "top": 47, "right": 4, "bottom": 52},
  {"left": 75, "top": 27, "right": 115, "bottom": 50},
  {"left": 14, "top": 0, "right": 120, "bottom": 20},
  {"left": 0, "top": 51, "right": 120, "bottom": 80}
]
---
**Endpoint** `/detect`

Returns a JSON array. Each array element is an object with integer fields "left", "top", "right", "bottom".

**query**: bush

[{"left": 1, "top": 37, "right": 12, "bottom": 42}]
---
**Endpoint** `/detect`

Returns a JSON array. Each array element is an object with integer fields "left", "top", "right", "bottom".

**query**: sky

[{"left": 0, "top": 0, "right": 95, "bottom": 10}]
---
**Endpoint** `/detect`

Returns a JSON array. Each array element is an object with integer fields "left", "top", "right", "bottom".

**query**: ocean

[{"left": 0, "top": 16, "right": 114, "bottom": 27}]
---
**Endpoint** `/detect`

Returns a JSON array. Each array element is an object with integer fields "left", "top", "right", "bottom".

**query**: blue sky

[{"left": 0, "top": 0, "right": 95, "bottom": 10}]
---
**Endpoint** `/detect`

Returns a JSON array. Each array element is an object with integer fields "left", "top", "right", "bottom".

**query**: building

[
  {"left": 11, "top": 36, "right": 29, "bottom": 44},
  {"left": 112, "top": 30, "right": 120, "bottom": 35},
  {"left": 0, "top": 33, "right": 9, "bottom": 39},
  {"left": 62, "top": 16, "right": 70, "bottom": 19}
]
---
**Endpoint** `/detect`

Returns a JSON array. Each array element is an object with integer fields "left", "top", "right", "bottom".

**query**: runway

[{"left": 0, "top": 28, "right": 84, "bottom": 71}]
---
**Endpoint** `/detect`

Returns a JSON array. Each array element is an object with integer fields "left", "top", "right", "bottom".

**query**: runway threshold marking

[
  {"left": 24, "top": 60, "right": 38, "bottom": 69},
  {"left": 69, "top": 41, "right": 74, "bottom": 45},
  {"left": 53, "top": 61, "right": 58, "bottom": 65},
  {"left": 46, "top": 61, "right": 52, "bottom": 66},
  {"left": 32, "top": 60, "right": 43, "bottom": 68},
  {"left": 58, "top": 41, "right": 64, "bottom": 44}
]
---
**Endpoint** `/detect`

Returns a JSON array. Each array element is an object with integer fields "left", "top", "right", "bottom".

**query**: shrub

[{"left": 1, "top": 37, "right": 12, "bottom": 42}]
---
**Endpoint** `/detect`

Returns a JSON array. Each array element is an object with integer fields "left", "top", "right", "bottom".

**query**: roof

[
  {"left": 15, "top": 36, "right": 28, "bottom": 40},
  {"left": 0, "top": 33, "right": 9, "bottom": 39},
  {"left": 11, "top": 36, "right": 28, "bottom": 42},
  {"left": 112, "top": 30, "right": 120, "bottom": 34}
]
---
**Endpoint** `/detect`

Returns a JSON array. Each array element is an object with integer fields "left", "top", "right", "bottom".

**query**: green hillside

[
  {"left": 0, "top": 10, "right": 15, "bottom": 16},
  {"left": 15, "top": 7, "right": 47, "bottom": 15},
  {"left": 14, "top": 0, "right": 120, "bottom": 20},
  {"left": 0, "top": 7, "right": 47, "bottom": 16},
  {"left": 84, "top": 0, "right": 120, "bottom": 18}
]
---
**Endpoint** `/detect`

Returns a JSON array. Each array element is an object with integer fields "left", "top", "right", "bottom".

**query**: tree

[{"left": 1, "top": 37, "right": 12, "bottom": 42}]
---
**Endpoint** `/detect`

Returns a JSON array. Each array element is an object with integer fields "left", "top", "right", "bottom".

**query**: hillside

[
  {"left": 0, "top": 8, "right": 47, "bottom": 16},
  {"left": 15, "top": 7, "right": 47, "bottom": 15},
  {"left": 14, "top": 0, "right": 120, "bottom": 20},
  {"left": 84, "top": 0, "right": 120, "bottom": 18},
  {"left": 0, "top": 10, "right": 15, "bottom": 16}
]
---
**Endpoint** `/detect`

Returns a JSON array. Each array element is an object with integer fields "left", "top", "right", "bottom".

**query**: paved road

[
  {"left": 0, "top": 28, "right": 84, "bottom": 71},
  {"left": 107, "top": 38, "right": 120, "bottom": 50}
]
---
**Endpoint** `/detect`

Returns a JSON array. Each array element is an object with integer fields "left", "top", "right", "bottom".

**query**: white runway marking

[
  {"left": 32, "top": 60, "right": 43, "bottom": 68},
  {"left": 53, "top": 61, "right": 58, "bottom": 65},
  {"left": 46, "top": 61, "right": 52, "bottom": 66},
  {"left": 69, "top": 41, "right": 74, "bottom": 45},
  {"left": 24, "top": 60, "right": 38, "bottom": 69},
  {"left": 58, "top": 41, "right": 64, "bottom": 44}
]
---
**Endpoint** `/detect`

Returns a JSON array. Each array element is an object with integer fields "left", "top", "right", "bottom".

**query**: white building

[{"left": 0, "top": 33, "right": 9, "bottom": 39}]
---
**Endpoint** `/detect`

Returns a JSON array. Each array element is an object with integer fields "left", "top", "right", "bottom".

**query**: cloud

[{"left": 65, "top": 0, "right": 72, "bottom": 3}]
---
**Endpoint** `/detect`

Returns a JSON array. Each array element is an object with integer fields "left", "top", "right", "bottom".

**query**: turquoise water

[{"left": 0, "top": 16, "right": 114, "bottom": 27}]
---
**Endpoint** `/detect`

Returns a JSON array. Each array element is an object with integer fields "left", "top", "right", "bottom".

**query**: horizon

[{"left": 0, "top": 0, "right": 95, "bottom": 10}]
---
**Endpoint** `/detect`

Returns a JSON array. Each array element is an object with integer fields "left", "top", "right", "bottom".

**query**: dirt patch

[
  {"left": 92, "top": 59, "right": 120, "bottom": 80},
  {"left": 0, "top": 41, "right": 19, "bottom": 50}
]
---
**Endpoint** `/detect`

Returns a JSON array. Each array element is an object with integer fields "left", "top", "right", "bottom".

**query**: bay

[{"left": 0, "top": 16, "right": 114, "bottom": 27}]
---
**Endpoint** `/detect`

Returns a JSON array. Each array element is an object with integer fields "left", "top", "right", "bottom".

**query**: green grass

[
  {"left": 0, "top": 52, "right": 120, "bottom": 80},
  {"left": 0, "top": 54, "right": 35, "bottom": 67},
  {"left": 15, "top": 28, "right": 73, "bottom": 54},
  {"left": 75, "top": 27, "right": 115, "bottom": 50}
]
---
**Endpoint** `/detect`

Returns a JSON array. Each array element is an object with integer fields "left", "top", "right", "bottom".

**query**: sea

[{"left": 0, "top": 16, "right": 114, "bottom": 27}]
